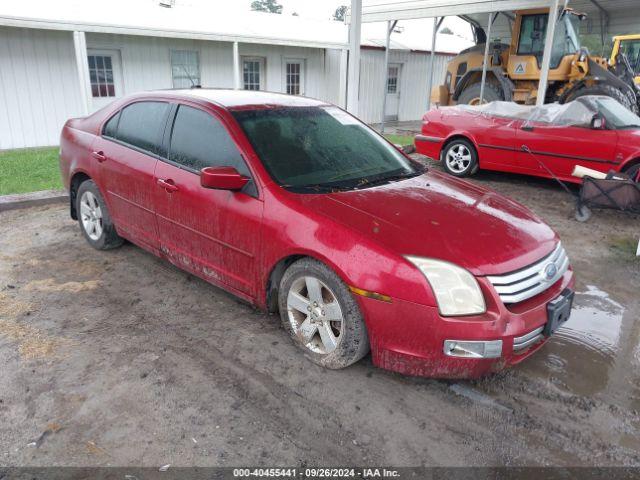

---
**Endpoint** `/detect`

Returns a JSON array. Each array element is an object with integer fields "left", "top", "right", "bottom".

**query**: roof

[
  {"left": 157, "top": 89, "right": 329, "bottom": 109},
  {"left": 361, "top": 35, "right": 468, "bottom": 55},
  {"left": 361, "top": 0, "right": 555, "bottom": 23},
  {"left": 0, "top": 0, "right": 348, "bottom": 49}
]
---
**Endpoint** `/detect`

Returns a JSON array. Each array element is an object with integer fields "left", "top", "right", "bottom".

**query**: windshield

[
  {"left": 518, "top": 12, "right": 581, "bottom": 69},
  {"left": 618, "top": 39, "right": 640, "bottom": 74},
  {"left": 232, "top": 106, "right": 423, "bottom": 193},
  {"left": 584, "top": 97, "right": 640, "bottom": 129}
]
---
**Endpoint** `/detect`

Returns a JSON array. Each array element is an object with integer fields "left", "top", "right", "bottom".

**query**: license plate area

[{"left": 544, "top": 288, "right": 574, "bottom": 337}]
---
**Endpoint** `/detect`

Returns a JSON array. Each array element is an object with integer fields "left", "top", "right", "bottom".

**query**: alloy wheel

[
  {"left": 79, "top": 191, "right": 104, "bottom": 241},
  {"left": 286, "top": 276, "right": 344, "bottom": 354},
  {"left": 445, "top": 144, "right": 472, "bottom": 174}
]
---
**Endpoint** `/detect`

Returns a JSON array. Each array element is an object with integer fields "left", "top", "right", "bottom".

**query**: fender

[{"left": 452, "top": 67, "right": 515, "bottom": 102}]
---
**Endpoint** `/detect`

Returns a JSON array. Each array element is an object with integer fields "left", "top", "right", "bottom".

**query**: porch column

[
  {"left": 73, "top": 31, "right": 91, "bottom": 115},
  {"left": 536, "top": 0, "right": 561, "bottom": 106},
  {"left": 380, "top": 20, "right": 397, "bottom": 133},
  {"left": 479, "top": 13, "right": 495, "bottom": 104},
  {"left": 425, "top": 17, "right": 443, "bottom": 111},
  {"left": 233, "top": 41, "right": 241, "bottom": 90},
  {"left": 346, "top": 0, "right": 362, "bottom": 114},
  {"left": 339, "top": 48, "right": 348, "bottom": 108}
]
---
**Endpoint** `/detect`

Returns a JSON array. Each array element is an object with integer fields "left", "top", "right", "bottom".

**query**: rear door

[
  {"left": 153, "top": 103, "right": 263, "bottom": 297},
  {"left": 93, "top": 101, "right": 171, "bottom": 251}
]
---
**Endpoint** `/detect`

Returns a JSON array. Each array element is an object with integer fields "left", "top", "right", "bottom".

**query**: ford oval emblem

[{"left": 544, "top": 263, "right": 557, "bottom": 281}]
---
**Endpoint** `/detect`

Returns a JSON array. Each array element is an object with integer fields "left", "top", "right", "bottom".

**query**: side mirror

[
  {"left": 200, "top": 166, "right": 249, "bottom": 191},
  {"left": 591, "top": 115, "right": 606, "bottom": 130}
]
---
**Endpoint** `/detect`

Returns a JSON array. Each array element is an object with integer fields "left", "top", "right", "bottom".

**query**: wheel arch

[
  {"left": 69, "top": 170, "right": 92, "bottom": 220},
  {"left": 621, "top": 157, "right": 640, "bottom": 175},
  {"left": 452, "top": 68, "right": 514, "bottom": 102},
  {"left": 265, "top": 251, "right": 356, "bottom": 314},
  {"left": 440, "top": 134, "right": 479, "bottom": 162}
]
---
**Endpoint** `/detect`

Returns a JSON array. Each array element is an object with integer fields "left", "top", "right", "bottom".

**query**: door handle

[
  {"left": 521, "top": 125, "right": 534, "bottom": 132},
  {"left": 157, "top": 178, "right": 179, "bottom": 193},
  {"left": 92, "top": 151, "right": 107, "bottom": 162}
]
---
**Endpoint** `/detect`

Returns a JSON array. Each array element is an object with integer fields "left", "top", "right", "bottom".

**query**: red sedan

[
  {"left": 415, "top": 96, "right": 640, "bottom": 182},
  {"left": 60, "top": 89, "right": 574, "bottom": 378}
]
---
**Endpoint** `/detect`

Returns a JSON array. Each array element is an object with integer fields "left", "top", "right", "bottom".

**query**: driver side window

[{"left": 168, "top": 105, "right": 250, "bottom": 177}]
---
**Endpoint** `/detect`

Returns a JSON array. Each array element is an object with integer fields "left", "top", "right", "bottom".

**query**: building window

[
  {"left": 387, "top": 66, "right": 399, "bottom": 93},
  {"left": 243, "top": 58, "right": 264, "bottom": 90},
  {"left": 171, "top": 50, "right": 200, "bottom": 88},
  {"left": 285, "top": 60, "right": 304, "bottom": 95},
  {"left": 88, "top": 55, "right": 115, "bottom": 98}
]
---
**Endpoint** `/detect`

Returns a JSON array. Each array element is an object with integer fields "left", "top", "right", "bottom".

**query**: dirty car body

[
  {"left": 60, "top": 89, "right": 574, "bottom": 378},
  {"left": 416, "top": 96, "right": 640, "bottom": 182}
]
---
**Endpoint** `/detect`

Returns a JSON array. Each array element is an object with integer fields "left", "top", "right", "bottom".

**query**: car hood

[{"left": 294, "top": 171, "right": 558, "bottom": 276}]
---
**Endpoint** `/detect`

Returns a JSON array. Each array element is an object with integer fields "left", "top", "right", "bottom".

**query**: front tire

[
  {"left": 441, "top": 138, "right": 478, "bottom": 177},
  {"left": 457, "top": 82, "right": 503, "bottom": 105},
  {"left": 278, "top": 258, "right": 369, "bottom": 369},
  {"left": 76, "top": 180, "right": 123, "bottom": 250}
]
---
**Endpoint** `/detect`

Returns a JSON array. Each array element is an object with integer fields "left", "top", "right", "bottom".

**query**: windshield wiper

[{"left": 356, "top": 170, "right": 421, "bottom": 189}]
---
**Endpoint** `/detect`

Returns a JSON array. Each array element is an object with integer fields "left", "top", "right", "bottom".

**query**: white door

[
  {"left": 384, "top": 63, "right": 401, "bottom": 120},
  {"left": 87, "top": 49, "right": 124, "bottom": 112}
]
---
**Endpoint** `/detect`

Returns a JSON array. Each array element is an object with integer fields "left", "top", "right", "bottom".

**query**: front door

[
  {"left": 384, "top": 64, "right": 401, "bottom": 120},
  {"left": 153, "top": 103, "right": 263, "bottom": 298},
  {"left": 87, "top": 49, "right": 124, "bottom": 112}
]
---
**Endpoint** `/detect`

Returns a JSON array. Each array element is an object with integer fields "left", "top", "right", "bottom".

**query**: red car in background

[
  {"left": 415, "top": 96, "right": 640, "bottom": 182},
  {"left": 60, "top": 89, "right": 574, "bottom": 379}
]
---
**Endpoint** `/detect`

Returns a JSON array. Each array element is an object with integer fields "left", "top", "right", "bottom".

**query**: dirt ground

[{"left": 0, "top": 157, "right": 639, "bottom": 468}]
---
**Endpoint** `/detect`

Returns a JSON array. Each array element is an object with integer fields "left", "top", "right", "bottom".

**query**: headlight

[{"left": 405, "top": 256, "right": 486, "bottom": 316}]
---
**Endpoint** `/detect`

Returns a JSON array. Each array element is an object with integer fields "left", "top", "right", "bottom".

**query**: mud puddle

[{"left": 519, "top": 285, "right": 640, "bottom": 411}]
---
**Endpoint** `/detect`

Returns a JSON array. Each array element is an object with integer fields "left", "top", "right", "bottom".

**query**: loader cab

[
  {"left": 508, "top": 8, "right": 584, "bottom": 80},
  {"left": 611, "top": 35, "right": 640, "bottom": 85}
]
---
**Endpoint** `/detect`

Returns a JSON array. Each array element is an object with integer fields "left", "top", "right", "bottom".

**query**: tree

[
  {"left": 250, "top": 0, "right": 283, "bottom": 14},
  {"left": 333, "top": 5, "right": 348, "bottom": 22},
  {"left": 440, "top": 27, "right": 454, "bottom": 35}
]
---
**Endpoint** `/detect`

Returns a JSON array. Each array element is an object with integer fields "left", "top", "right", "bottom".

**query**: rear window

[
  {"left": 113, "top": 101, "right": 170, "bottom": 155},
  {"left": 103, "top": 111, "right": 120, "bottom": 138}
]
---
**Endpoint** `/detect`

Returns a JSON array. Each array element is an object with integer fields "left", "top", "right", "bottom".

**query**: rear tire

[
  {"left": 457, "top": 82, "right": 503, "bottom": 105},
  {"left": 76, "top": 180, "right": 123, "bottom": 250},
  {"left": 565, "top": 83, "right": 637, "bottom": 114},
  {"left": 441, "top": 138, "right": 479, "bottom": 177},
  {"left": 278, "top": 258, "right": 369, "bottom": 370},
  {"left": 623, "top": 163, "right": 640, "bottom": 182}
]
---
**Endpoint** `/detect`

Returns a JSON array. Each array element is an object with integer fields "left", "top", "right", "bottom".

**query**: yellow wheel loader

[{"left": 433, "top": 8, "right": 640, "bottom": 113}]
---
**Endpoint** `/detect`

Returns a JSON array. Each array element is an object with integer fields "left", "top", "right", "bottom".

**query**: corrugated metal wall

[
  {"left": 356, "top": 48, "right": 453, "bottom": 124},
  {"left": 0, "top": 27, "right": 84, "bottom": 149},
  {"left": 0, "top": 27, "right": 338, "bottom": 149}
]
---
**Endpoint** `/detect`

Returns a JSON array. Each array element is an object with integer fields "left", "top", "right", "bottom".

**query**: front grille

[{"left": 487, "top": 243, "right": 569, "bottom": 304}]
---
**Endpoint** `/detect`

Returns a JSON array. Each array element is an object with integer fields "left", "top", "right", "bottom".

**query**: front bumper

[{"left": 356, "top": 269, "right": 574, "bottom": 379}]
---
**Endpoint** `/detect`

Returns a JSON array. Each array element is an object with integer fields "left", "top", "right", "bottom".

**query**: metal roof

[
  {"left": 0, "top": 0, "right": 349, "bottom": 49},
  {"left": 361, "top": 0, "right": 555, "bottom": 23}
]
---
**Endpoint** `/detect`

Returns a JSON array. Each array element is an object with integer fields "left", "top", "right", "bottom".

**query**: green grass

[
  {"left": 0, "top": 147, "right": 62, "bottom": 195},
  {"left": 384, "top": 134, "right": 415, "bottom": 146}
]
